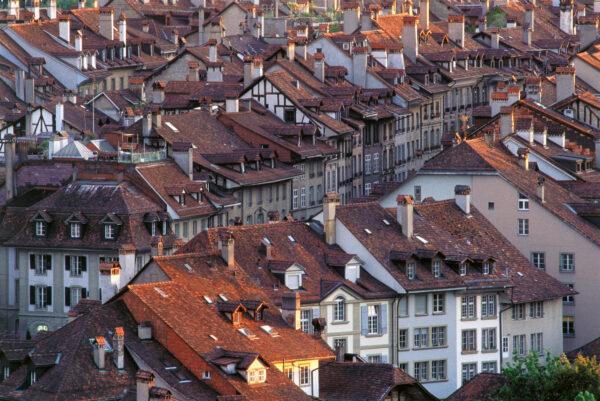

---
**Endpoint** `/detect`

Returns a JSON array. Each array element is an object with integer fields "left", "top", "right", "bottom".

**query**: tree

[
  {"left": 486, "top": 7, "right": 507, "bottom": 29},
  {"left": 494, "top": 353, "right": 600, "bottom": 401}
]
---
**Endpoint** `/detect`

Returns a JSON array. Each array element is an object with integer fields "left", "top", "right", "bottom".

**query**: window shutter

[
  {"left": 380, "top": 303, "right": 388, "bottom": 334},
  {"left": 80, "top": 257, "right": 87, "bottom": 272},
  {"left": 30, "top": 254, "right": 36, "bottom": 270},
  {"left": 29, "top": 286, "right": 35, "bottom": 305},
  {"left": 45, "top": 287, "right": 52, "bottom": 306},
  {"left": 44, "top": 255, "right": 52, "bottom": 270},
  {"left": 65, "top": 287, "right": 71, "bottom": 306},
  {"left": 64, "top": 255, "right": 71, "bottom": 271},
  {"left": 82, "top": 288, "right": 87, "bottom": 299},
  {"left": 360, "top": 305, "right": 368, "bottom": 336}
]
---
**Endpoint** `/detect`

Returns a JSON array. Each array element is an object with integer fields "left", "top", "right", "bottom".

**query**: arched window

[
  {"left": 35, "top": 323, "right": 49, "bottom": 333},
  {"left": 333, "top": 297, "right": 346, "bottom": 322}
]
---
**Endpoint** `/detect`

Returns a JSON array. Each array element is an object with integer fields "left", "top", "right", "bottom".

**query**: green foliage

[
  {"left": 329, "top": 22, "right": 341, "bottom": 33},
  {"left": 486, "top": 6, "right": 507, "bottom": 28},
  {"left": 494, "top": 353, "right": 600, "bottom": 401}
]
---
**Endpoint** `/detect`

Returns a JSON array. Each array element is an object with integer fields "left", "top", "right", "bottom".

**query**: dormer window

[
  {"left": 35, "top": 221, "right": 46, "bottom": 237},
  {"left": 232, "top": 311, "right": 242, "bottom": 326},
  {"left": 407, "top": 262, "right": 416, "bottom": 280},
  {"left": 150, "top": 222, "right": 157, "bottom": 237},
  {"left": 104, "top": 224, "right": 116, "bottom": 240},
  {"left": 178, "top": 194, "right": 185, "bottom": 206},
  {"left": 432, "top": 260, "right": 441, "bottom": 278},
  {"left": 483, "top": 261, "right": 492, "bottom": 275},
  {"left": 70, "top": 223, "right": 81, "bottom": 239},
  {"left": 459, "top": 262, "right": 467, "bottom": 276}
]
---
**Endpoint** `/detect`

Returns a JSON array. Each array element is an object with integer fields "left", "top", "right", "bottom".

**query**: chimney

[
  {"left": 555, "top": 66, "right": 575, "bottom": 103},
  {"left": 188, "top": 61, "right": 200, "bottom": 81},
  {"left": 206, "top": 63, "right": 223, "bottom": 82},
  {"left": 198, "top": 8, "right": 206, "bottom": 45},
  {"left": 8, "top": 0, "right": 18, "bottom": 17},
  {"left": 4, "top": 134, "right": 16, "bottom": 201},
  {"left": 295, "top": 37, "right": 307, "bottom": 60},
  {"left": 419, "top": 0, "right": 429, "bottom": 30},
  {"left": 388, "top": 46, "right": 405, "bottom": 69},
  {"left": 518, "top": 148, "right": 530, "bottom": 170},
  {"left": 149, "top": 387, "right": 172, "bottom": 401},
  {"left": 112, "top": 327, "right": 125, "bottom": 370},
  {"left": 152, "top": 108, "right": 162, "bottom": 129},
  {"left": 323, "top": 192, "right": 340, "bottom": 245},
  {"left": 55, "top": 101, "right": 64, "bottom": 131},
  {"left": 48, "top": 0, "right": 57, "bottom": 19},
  {"left": 481, "top": 0, "right": 489, "bottom": 17},
  {"left": 281, "top": 293, "right": 301, "bottom": 330},
  {"left": 524, "top": 4, "right": 535, "bottom": 31},
  {"left": 396, "top": 195, "right": 414, "bottom": 238},
  {"left": 187, "top": 146, "right": 193, "bottom": 180},
  {"left": 261, "top": 237, "right": 273, "bottom": 260},
  {"left": 170, "top": 29, "right": 179, "bottom": 45},
  {"left": 142, "top": 19, "right": 150, "bottom": 33},
  {"left": 448, "top": 15, "right": 465, "bottom": 48},
  {"left": 219, "top": 233, "right": 235, "bottom": 267},
  {"left": 33, "top": 0, "right": 40, "bottom": 20},
  {"left": 361, "top": 11, "right": 373, "bottom": 32},
  {"left": 499, "top": 107, "right": 514, "bottom": 138},
  {"left": 208, "top": 39, "right": 217, "bottom": 62},
  {"left": 314, "top": 50, "right": 325, "bottom": 82},
  {"left": 72, "top": 30, "right": 82, "bottom": 52},
  {"left": 536, "top": 176, "right": 545, "bottom": 203},
  {"left": 479, "top": 16, "right": 487, "bottom": 32},
  {"left": 99, "top": 8, "right": 115, "bottom": 41},
  {"left": 343, "top": 4, "right": 360, "bottom": 34},
  {"left": 136, "top": 370, "right": 155, "bottom": 401},
  {"left": 491, "top": 30, "right": 500, "bottom": 48},
  {"left": 274, "top": 0, "right": 279, "bottom": 17},
  {"left": 243, "top": 55, "right": 253, "bottom": 88},
  {"left": 152, "top": 81, "right": 165, "bottom": 104},
  {"left": 129, "top": 77, "right": 145, "bottom": 102},
  {"left": 118, "top": 12, "right": 127, "bottom": 58},
  {"left": 577, "top": 18, "right": 598, "bottom": 49},
  {"left": 225, "top": 94, "right": 239, "bottom": 113},
  {"left": 287, "top": 39, "right": 296, "bottom": 62},
  {"left": 142, "top": 111, "right": 152, "bottom": 137},
  {"left": 93, "top": 336, "right": 106, "bottom": 370},
  {"left": 351, "top": 46, "right": 368, "bottom": 87},
  {"left": 454, "top": 185, "right": 471, "bottom": 214},
  {"left": 24, "top": 75, "right": 35, "bottom": 105},
  {"left": 560, "top": 0, "right": 574, "bottom": 35},
  {"left": 595, "top": 0, "right": 600, "bottom": 13},
  {"left": 522, "top": 27, "right": 532, "bottom": 46},
  {"left": 137, "top": 322, "right": 152, "bottom": 339},
  {"left": 59, "top": 15, "right": 71, "bottom": 43},
  {"left": 78, "top": 0, "right": 85, "bottom": 8},
  {"left": 402, "top": 16, "right": 419, "bottom": 62}
]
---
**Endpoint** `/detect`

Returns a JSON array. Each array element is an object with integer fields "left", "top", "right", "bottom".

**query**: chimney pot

[{"left": 93, "top": 336, "right": 107, "bottom": 370}]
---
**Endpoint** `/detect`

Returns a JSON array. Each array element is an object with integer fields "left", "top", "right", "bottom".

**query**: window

[
  {"left": 483, "top": 261, "right": 491, "bottom": 275},
  {"left": 299, "top": 364, "right": 310, "bottom": 386},
  {"left": 531, "top": 332, "right": 543, "bottom": 354},
  {"left": 513, "top": 334, "right": 526, "bottom": 356},
  {"left": 398, "top": 362, "right": 408, "bottom": 372},
  {"left": 30, "top": 254, "right": 52, "bottom": 275},
  {"left": 367, "top": 305, "right": 380, "bottom": 335},
  {"left": 433, "top": 293, "right": 445, "bottom": 314},
  {"left": 367, "top": 354, "right": 382, "bottom": 363},
  {"left": 431, "top": 326, "right": 447, "bottom": 347},
  {"left": 531, "top": 252, "right": 545, "bottom": 270},
  {"left": 512, "top": 304, "right": 525, "bottom": 320},
  {"left": 459, "top": 261, "right": 467, "bottom": 276},
  {"left": 482, "top": 361, "right": 497, "bottom": 373},
  {"left": 292, "top": 189, "right": 298, "bottom": 210},
  {"left": 333, "top": 297, "right": 346, "bottom": 322},
  {"left": 488, "top": 202, "right": 495, "bottom": 210},
  {"left": 563, "top": 284, "right": 575, "bottom": 304},
  {"left": 482, "top": 328, "right": 497, "bottom": 351},
  {"left": 481, "top": 295, "right": 496, "bottom": 318},
  {"left": 560, "top": 253, "right": 574, "bottom": 272},
  {"left": 414, "top": 185, "right": 422, "bottom": 202},
  {"left": 65, "top": 255, "right": 87, "bottom": 277},
  {"left": 414, "top": 327, "right": 429, "bottom": 348},
  {"left": 415, "top": 294, "right": 427, "bottom": 315},
  {"left": 563, "top": 316, "right": 575, "bottom": 337},
  {"left": 518, "top": 218, "right": 529, "bottom": 235},
  {"left": 431, "top": 360, "right": 446, "bottom": 381},
  {"left": 300, "top": 187, "right": 306, "bottom": 208},
  {"left": 104, "top": 224, "right": 116, "bottom": 240},
  {"left": 70, "top": 223, "right": 81, "bottom": 239},
  {"left": 398, "top": 329, "right": 408, "bottom": 349},
  {"left": 462, "top": 329, "right": 476, "bottom": 352},
  {"left": 284, "top": 108, "right": 296, "bottom": 123},
  {"left": 35, "top": 221, "right": 46, "bottom": 237},
  {"left": 399, "top": 296, "right": 408, "bottom": 317},
  {"left": 432, "top": 259, "right": 441, "bottom": 278},
  {"left": 502, "top": 336, "right": 509, "bottom": 353},
  {"left": 31, "top": 285, "right": 51, "bottom": 309},
  {"left": 285, "top": 367, "right": 293, "bottom": 380},
  {"left": 529, "top": 301, "right": 544, "bottom": 318},
  {"left": 373, "top": 153, "right": 379, "bottom": 173},
  {"left": 66, "top": 286, "right": 85, "bottom": 307},
  {"left": 407, "top": 262, "right": 416, "bottom": 280},
  {"left": 462, "top": 363, "right": 477, "bottom": 384},
  {"left": 364, "top": 155, "right": 371, "bottom": 174},
  {"left": 333, "top": 338, "right": 347, "bottom": 354},
  {"left": 461, "top": 295, "right": 476, "bottom": 319},
  {"left": 413, "top": 361, "right": 429, "bottom": 381},
  {"left": 518, "top": 193, "right": 529, "bottom": 210},
  {"left": 300, "top": 309, "right": 312, "bottom": 333}
]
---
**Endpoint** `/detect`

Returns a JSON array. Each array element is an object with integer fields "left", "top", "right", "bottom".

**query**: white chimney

[
  {"left": 323, "top": 192, "right": 340, "bottom": 245},
  {"left": 536, "top": 176, "right": 545, "bottom": 203},
  {"left": 55, "top": 101, "right": 64, "bottom": 132},
  {"left": 219, "top": 234, "right": 235, "bottom": 267},
  {"left": 281, "top": 293, "right": 301, "bottom": 330},
  {"left": 208, "top": 39, "right": 218, "bottom": 62},
  {"left": 396, "top": 195, "right": 414, "bottom": 238},
  {"left": 75, "top": 30, "right": 83, "bottom": 51},
  {"left": 560, "top": 0, "right": 574, "bottom": 35},
  {"left": 33, "top": 0, "right": 40, "bottom": 20},
  {"left": 137, "top": 322, "right": 152, "bottom": 339},
  {"left": 59, "top": 15, "right": 71, "bottom": 43},
  {"left": 99, "top": 8, "right": 115, "bottom": 41},
  {"left": 343, "top": 4, "right": 360, "bottom": 34},
  {"left": 402, "top": 16, "right": 419, "bottom": 62},
  {"left": 112, "top": 327, "right": 125, "bottom": 370},
  {"left": 93, "top": 336, "right": 106, "bottom": 370},
  {"left": 118, "top": 12, "right": 127, "bottom": 58},
  {"left": 595, "top": 0, "right": 600, "bottom": 13},
  {"left": 136, "top": 370, "right": 155, "bottom": 401},
  {"left": 419, "top": 0, "right": 429, "bottom": 30},
  {"left": 225, "top": 95, "right": 239, "bottom": 113},
  {"left": 314, "top": 50, "right": 325, "bottom": 82},
  {"left": 448, "top": 15, "right": 465, "bottom": 48},
  {"left": 287, "top": 39, "right": 295, "bottom": 62},
  {"left": 351, "top": 46, "right": 368, "bottom": 87},
  {"left": 454, "top": 185, "right": 471, "bottom": 214},
  {"left": 555, "top": 66, "right": 575, "bottom": 103}
]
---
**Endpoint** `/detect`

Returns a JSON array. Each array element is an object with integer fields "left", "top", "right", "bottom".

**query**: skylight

[
  {"left": 209, "top": 334, "right": 218, "bottom": 341},
  {"left": 364, "top": 228, "right": 372, "bottom": 235},
  {"left": 288, "top": 235, "right": 296, "bottom": 243},
  {"left": 382, "top": 219, "right": 390, "bottom": 226},
  {"left": 415, "top": 235, "right": 428, "bottom": 244},
  {"left": 154, "top": 287, "right": 168, "bottom": 298},
  {"left": 165, "top": 121, "right": 179, "bottom": 132},
  {"left": 260, "top": 325, "right": 280, "bottom": 337},
  {"left": 184, "top": 263, "right": 192, "bottom": 272},
  {"left": 219, "top": 293, "right": 228, "bottom": 301},
  {"left": 238, "top": 328, "right": 258, "bottom": 340},
  {"left": 204, "top": 295, "right": 213, "bottom": 304}
]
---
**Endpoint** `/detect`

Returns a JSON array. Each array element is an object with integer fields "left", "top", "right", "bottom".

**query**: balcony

[{"left": 118, "top": 149, "right": 166, "bottom": 164}]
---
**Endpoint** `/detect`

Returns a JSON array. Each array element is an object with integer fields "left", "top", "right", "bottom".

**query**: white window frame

[
  {"left": 518, "top": 193, "right": 529, "bottom": 210},
  {"left": 367, "top": 305, "right": 380, "bottom": 335},
  {"left": 299, "top": 364, "right": 310, "bottom": 386},
  {"left": 432, "top": 259, "right": 441, "bottom": 277},
  {"left": 560, "top": 253, "right": 574, "bottom": 272},
  {"left": 70, "top": 223, "right": 81, "bottom": 239},
  {"left": 433, "top": 293, "right": 445, "bottom": 314},
  {"left": 35, "top": 221, "right": 46, "bottom": 237},
  {"left": 333, "top": 297, "right": 346, "bottom": 322},
  {"left": 414, "top": 327, "right": 429, "bottom": 349},
  {"left": 104, "top": 224, "right": 116, "bottom": 240}
]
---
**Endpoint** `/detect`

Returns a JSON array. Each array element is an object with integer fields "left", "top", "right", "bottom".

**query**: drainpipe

[
  {"left": 499, "top": 289, "right": 513, "bottom": 368},
  {"left": 391, "top": 297, "right": 399, "bottom": 365}
]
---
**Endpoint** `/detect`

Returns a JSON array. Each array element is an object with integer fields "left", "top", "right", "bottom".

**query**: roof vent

[
  {"left": 415, "top": 235, "right": 428, "bottom": 244},
  {"left": 184, "top": 263, "right": 192, "bottom": 272},
  {"left": 260, "top": 325, "right": 280, "bottom": 337},
  {"left": 154, "top": 287, "right": 168, "bottom": 298},
  {"left": 204, "top": 295, "right": 213, "bottom": 304},
  {"left": 364, "top": 228, "right": 372, "bottom": 234},
  {"left": 382, "top": 219, "right": 390, "bottom": 226},
  {"left": 209, "top": 334, "right": 218, "bottom": 341},
  {"left": 165, "top": 121, "right": 179, "bottom": 132}
]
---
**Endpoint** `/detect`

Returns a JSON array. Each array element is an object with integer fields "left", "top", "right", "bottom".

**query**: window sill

[
  {"left": 481, "top": 349, "right": 498, "bottom": 353},
  {"left": 563, "top": 334, "right": 576, "bottom": 338},
  {"left": 461, "top": 317, "right": 477, "bottom": 321},
  {"left": 412, "top": 345, "right": 448, "bottom": 351},
  {"left": 364, "top": 333, "right": 384, "bottom": 338},
  {"left": 415, "top": 313, "right": 429, "bottom": 317},
  {"left": 432, "top": 311, "right": 446, "bottom": 315},
  {"left": 559, "top": 270, "right": 575, "bottom": 274},
  {"left": 421, "top": 378, "right": 449, "bottom": 383},
  {"left": 331, "top": 320, "right": 350, "bottom": 325},
  {"left": 481, "top": 316, "right": 497, "bottom": 320},
  {"left": 461, "top": 350, "right": 478, "bottom": 355}
]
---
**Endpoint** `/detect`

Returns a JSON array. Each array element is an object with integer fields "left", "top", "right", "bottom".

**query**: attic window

[
  {"left": 165, "top": 121, "right": 179, "bottom": 132},
  {"left": 407, "top": 262, "right": 416, "bottom": 280},
  {"left": 432, "top": 260, "right": 441, "bottom": 278},
  {"left": 382, "top": 219, "right": 390, "bottom": 226},
  {"left": 104, "top": 224, "right": 117, "bottom": 240},
  {"left": 70, "top": 223, "right": 81, "bottom": 239},
  {"left": 364, "top": 228, "right": 372, "bottom": 235},
  {"left": 204, "top": 295, "right": 213, "bottom": 304},
  {"left": 483, "top": 261, "right": 492, "bottom": 275},
  {"left": 209, "top": 334, "right": 218, "bottom": 341},
  {"left": 203, "top": 371, "right": 211, "bottom": 379},
  {"left": 219, "top": 293, "right": 228, "bottom": 301},
  {"left": 248, "top": 368, "right": 267, "bottom": 384},
  {"left": 343, "top": 43, "right": 350, "bottom": 50},
  {"left": 459, "top": 262, "right": 467, "bottom": 276},
  {"left": 35, "top": 221, "right": 47, "bottom": 237},
  {"left": 184, "top": 263, "right": 192, "bottom": 272}
]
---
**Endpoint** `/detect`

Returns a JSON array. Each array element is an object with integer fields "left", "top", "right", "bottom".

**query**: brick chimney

[
  {"left": 351, "top": 46, "right": 368, "bottom": 87},
  {"left": 448, "top": 15, "right": 465, "bottom": 48},
  {"left": 59, "top": 15, "right": 70, "bottom": 43},
  {"left": 555, "top": 66, "right": 575, "bottom": 103},
  {"left": 93, "top": 336, "right": 106, "bottom": 370},
  {"left": 454, "top": 185, "right": 471, "bottom": 214},
  {"left": 343, "top": 3, "right": 360, "bottom": 34},
  {"left": 314, "top": 50, "right": 325, "bottom": 82},
  {"left": 323, "top": 192, "right": 340, "bottom": 245},
  {"left": 218, "top": 233, "right": 235, "bottom": 267},
  {"left": 396, "top": 195, "right": 414, "bottom": 238},
  {"left": 136, "top": 370, "right": 155, "bottom": 401},
  {"left": 419, "top": 0, "right": 429, "bottom": 30},
  {"left": 499, "top": 106, "right": 514, "bottom": 138},
  {"left": 112, "top": 327, "right": 125, "bottom": 370},
  {"left": 281, "top": 293, "right": 301, "bottom": 330},
  {"left": 402, "top": 16, "right": 419, "bottom": 62},
  {"left": 99, "top": 8, "right": 115, "bottom": 41}
]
